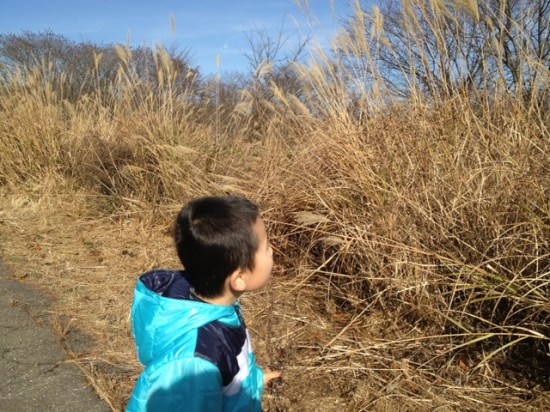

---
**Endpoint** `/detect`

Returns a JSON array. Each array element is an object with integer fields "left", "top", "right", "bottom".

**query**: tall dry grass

[{"left": 1, "top": 1, "right": 549, "bottom": 410}]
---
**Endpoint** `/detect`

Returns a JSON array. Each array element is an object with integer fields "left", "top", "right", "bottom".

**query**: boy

[{"left": 127, "top": 196, "right": 281, "bottom": 411}]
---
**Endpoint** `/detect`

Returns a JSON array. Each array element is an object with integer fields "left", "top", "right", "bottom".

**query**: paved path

[{"left": 0, "top": 260, "right": 110, "bottom": 412}]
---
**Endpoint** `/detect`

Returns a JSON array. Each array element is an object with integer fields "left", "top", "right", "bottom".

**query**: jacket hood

[{"left": 131, "top": 269, "right": 240, "bottom": 366}]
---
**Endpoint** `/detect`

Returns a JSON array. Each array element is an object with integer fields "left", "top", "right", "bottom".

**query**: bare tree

[
  {"left": 236, "top": 24, "right": 311, "bottom": 139},
  {"left": 480, "top": 0, "right": 550, "bottom": 101},
  {"left": 341, "top": 0, "right": 549, "bottom": 103},
  {"left": 0, "top": 31, "right": 199, "bottom": 103},
  {"left": 243, "top": 23, "right": 310, "bottom": 97}
]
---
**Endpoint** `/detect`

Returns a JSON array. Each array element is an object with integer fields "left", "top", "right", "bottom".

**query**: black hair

[{"left": 174, "top": 195, "right": 260, "bottom": 298}]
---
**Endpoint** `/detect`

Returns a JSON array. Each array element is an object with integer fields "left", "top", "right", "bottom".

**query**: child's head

[{"left": 174, "top": 195, "right": 273, "bottom": 299}]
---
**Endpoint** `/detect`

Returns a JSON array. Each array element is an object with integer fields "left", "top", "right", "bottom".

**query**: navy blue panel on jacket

[
  {"left": 195, "top": 320, "right": 247, "bottom": 386},
  {"left": 139, "top": 269, "right": 188, "bottom": 297}
]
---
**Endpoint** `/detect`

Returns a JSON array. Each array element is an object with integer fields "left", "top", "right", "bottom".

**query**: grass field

[{"left": 1, "top": 1, "right": 549, "bottom": 410}]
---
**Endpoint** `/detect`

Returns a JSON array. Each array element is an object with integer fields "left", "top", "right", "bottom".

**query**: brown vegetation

[{"left": 0, "top": 1, "right": 549, "bottom": 410}]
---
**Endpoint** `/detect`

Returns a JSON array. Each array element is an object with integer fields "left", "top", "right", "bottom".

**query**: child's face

[{"left": 243, "top": 217, "right": 274, "bottom": 291}]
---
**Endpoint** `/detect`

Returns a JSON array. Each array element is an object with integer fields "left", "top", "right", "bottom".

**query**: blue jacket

[{"left": 127, "top": 270, "right": 264, "bottom": 412}]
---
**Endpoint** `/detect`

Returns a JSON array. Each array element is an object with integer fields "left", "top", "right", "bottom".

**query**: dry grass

[{"left": 1, "top": 1, "right": 549, "bottom": 410}]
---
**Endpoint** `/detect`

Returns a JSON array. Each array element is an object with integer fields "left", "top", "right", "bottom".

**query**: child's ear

[{"left": 229, "top": 269, "right": 247, "bottom": 292}]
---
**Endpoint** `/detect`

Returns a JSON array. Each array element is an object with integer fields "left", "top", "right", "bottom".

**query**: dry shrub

[
  {"left": 261, "top": 72, "right": 549, "bottom": 409},
  {"left": 0, "top": 81, "right": 67, "bottom": 185}
]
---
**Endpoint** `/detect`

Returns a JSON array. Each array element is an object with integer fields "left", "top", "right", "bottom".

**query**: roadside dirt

[{"left": 0, "top": 260, "right": 110, "bottom": 412}]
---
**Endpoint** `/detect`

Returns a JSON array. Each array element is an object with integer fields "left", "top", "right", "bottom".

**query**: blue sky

[{"left": 0, "top": 0, "right": 371, "bottom": 75}]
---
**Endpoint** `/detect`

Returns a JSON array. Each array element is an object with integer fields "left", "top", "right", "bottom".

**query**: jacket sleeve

[
  {"left": 249, "top": 361, "right": 264, "bottom": 410},
  {"left": 127, "top": 356, "right": 223, "bottom": 412},
  {"left": 222, "top": 352, "right": 265, "bottom": 412}
]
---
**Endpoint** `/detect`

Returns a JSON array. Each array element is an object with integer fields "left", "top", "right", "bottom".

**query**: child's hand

[{"left": 263, "top": 369, "right": 282, "bottom": 385}]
